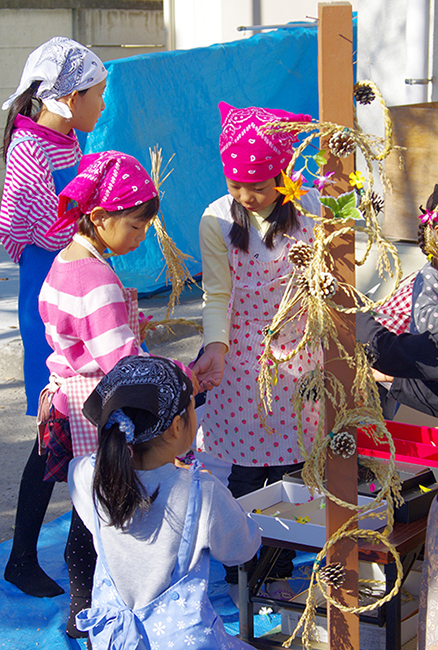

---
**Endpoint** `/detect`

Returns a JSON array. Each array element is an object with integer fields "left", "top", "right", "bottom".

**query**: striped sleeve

[
  {"left": 0, "top": 139, "right": 75, "bottom": 261},
  {"left": 39, "top": 258, "right": 145, "bottom": 378}
]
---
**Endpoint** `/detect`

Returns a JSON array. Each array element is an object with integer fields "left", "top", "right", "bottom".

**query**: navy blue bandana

[{"left": 83, "top": 356, "right": 193, "bottom": 444}]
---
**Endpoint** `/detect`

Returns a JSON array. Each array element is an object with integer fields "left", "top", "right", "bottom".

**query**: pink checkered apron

[
  {"left": 198, "top": 196, "right": 322, "bottom": 468},
  {"left": 374, "top": 272, "right": 416, "bottom": 335},
  {"left": 66, "top": 286, "right": 142, "bottom": 457}
]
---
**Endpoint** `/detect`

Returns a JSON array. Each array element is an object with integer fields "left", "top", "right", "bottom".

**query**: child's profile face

[
  {"left": 69, "top": 79, "right": 107, "bottom": 133},
  {"left": 226, "top": 177, "right": 278, "bottom": 212},
  {"left": 96, "top": 210, "right": 152, "bottom": 256}
]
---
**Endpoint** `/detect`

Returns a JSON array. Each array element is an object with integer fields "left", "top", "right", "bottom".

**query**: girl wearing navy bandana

[{"left": 69, "top": 355, "right": 260, "bottom": 650}]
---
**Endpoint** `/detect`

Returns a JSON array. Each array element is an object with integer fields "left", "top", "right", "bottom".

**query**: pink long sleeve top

[
  {"left": 39, "top": 253, "right": 146, "bottom": 415},
  {"left": 0, "top": 115, "right": 80, "bottom": 262}
]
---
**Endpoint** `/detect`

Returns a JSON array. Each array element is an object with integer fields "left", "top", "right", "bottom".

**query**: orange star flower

[{"left": 274, "top": 170, "right": 309, "bottom": 205}]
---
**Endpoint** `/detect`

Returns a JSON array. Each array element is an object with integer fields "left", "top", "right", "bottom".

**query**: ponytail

[
  {"left": 93, "top": 419, "right": 158, "bottom": 529},
  {"left": 228, "top": 172, "right": 299, "bottom": 252},
  {"left": 2, "top": 81, "right": 42, "bottom": 162}
]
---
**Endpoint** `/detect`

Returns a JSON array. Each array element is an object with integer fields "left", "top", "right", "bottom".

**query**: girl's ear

[
  {"left": 64, "top": 89, "right": 79, "bottom": 113},
  {"left": 90, "top": 206, "right": 108, "bottom": 227},
  {"left": 161, "top": 414, "right": 182, "bottom": 443}
]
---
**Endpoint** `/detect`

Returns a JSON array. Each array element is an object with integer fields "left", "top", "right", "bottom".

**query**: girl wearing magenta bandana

[
  {"left": 37, "top": 150, "right": 160, "bottom": 638},
  {"left": 194, "top": 103, "right": 322, "bottom": 606},
  {"left": 1, "top": 37, "right": 107, "bottom": 599}
]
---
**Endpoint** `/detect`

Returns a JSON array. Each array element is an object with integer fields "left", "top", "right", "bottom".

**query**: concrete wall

[
  {"left": 0, "top": 5, "right": 164, "bottom": 189},
  {"left": 166, "top": 0, "right": 358, "bottom": 50}
]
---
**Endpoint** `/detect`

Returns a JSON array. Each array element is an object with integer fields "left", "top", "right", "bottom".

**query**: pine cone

[
  {"left": 289, "top": 241, "right": 314, "bottom": 269},
  {"left": 309, "top": 272, "right": 338, "bottom": 300},
  {"left": 354, "top": 83, "right": 376, "bottom": 105},
  {"left": 330, "top": 431, "right": 356, "bottom": 458},
  {"left": 370, "top": 191, "right": 384, "bottom": 215},
  {"left": 328, "top": 130, "right": 356, "bottom": 158},
  {"left": 297, "top": 375, "right": 319, "bottom": 403},
  {"left": 296, "top": 274, "right": 310, "bottom": 292},
  {"left": 319, "top": 562, "right": 346, "bottom": 589}
]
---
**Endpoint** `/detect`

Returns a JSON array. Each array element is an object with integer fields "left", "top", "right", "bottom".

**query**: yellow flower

[
  {"left": 295, "top": 516, "right": 310, "bottom": 525},
  {"left": 274, "top": 170, "right": 309, "bottom": 205},
  {"left": 349, "top": 170, "right": 365, "bottom": 189}
]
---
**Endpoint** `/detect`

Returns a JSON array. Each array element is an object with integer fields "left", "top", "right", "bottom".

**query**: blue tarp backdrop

[{"left": 84, "top": 25, "right": 319, "bottom": 294}]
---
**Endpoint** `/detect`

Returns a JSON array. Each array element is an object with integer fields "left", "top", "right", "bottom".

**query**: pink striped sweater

[
  {"left": 0, "top": 115, "right": 81, "bottom": 262},
  {"left": 39, "top": 254, "right": 146, "bottom": 415}
]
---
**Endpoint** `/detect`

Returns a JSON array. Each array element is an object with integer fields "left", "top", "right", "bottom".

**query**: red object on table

[{"left": 358, "top": 420, "right": 438, "bottom": 467}]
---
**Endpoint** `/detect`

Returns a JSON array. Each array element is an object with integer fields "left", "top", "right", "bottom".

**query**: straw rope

[{"left": 253, "top": 82, "right": 411, "bottom": 646}]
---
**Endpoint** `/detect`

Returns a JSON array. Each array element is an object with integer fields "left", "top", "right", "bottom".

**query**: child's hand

[
  {"left": 192, "top": 342, "right": 227, "bottom": 391},
  {"left": 372, "top": 369, "right": 394, "bottom": 383}
]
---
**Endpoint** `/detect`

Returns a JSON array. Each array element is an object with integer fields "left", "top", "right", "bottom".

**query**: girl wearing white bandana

[{"left": 1, "top": 37, "right": 106, "bottom": 601}]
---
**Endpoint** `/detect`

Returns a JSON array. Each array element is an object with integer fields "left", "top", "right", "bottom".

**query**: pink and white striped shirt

[
  {"left": 0, "top": 115, "right": 81, "bottom": 262},
  {"left": 39, "top": 253, "right": 146, "bottom": 415}
]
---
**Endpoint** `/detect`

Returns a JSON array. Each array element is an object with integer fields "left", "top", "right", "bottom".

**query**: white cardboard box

[
  {"left": 280, "top": 565, "right": 420, "bottom": 650},
  {"left": 237, "top": 480, "right": 386, "bottom": 547}
]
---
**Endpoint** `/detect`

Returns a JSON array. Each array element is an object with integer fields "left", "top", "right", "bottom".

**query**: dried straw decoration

[
  {"left": 149, "top": 145, "right": 199, "bottom": 317},
  {"left": 254, "top": 82, "right": 409, "bottom": 649}
]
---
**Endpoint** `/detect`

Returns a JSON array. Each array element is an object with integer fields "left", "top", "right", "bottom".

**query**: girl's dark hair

[
  {"left": 3, "top": 82, "right": 89, "bottom": 162},
  {"left": 77, "top": 196, "right": 160, "bottom": 241},
  {"left": 229, "top": 172, "right": 299, "bottom": 252},
  {"left": 418, "top": 184, "right": 438, "bottom": 255},
  {"left": 93, "top": 406, "right": 190, "bottom": 529}
]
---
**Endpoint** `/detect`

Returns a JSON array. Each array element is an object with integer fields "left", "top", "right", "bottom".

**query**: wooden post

[{"left": 318, "top": 3, "right": 359, "bottom": 648}]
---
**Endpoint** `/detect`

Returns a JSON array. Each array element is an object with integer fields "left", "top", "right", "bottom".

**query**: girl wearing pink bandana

[
  {"left": 37, "top": 150, "right": 159, "bottom": 639},
  {"left": 194, "top": 103, "right": 322, "bottom": 605}
]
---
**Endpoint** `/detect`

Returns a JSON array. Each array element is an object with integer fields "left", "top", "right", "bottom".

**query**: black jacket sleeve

[{"left": 356, "top": 311, "right": 438, "bottom": 380}]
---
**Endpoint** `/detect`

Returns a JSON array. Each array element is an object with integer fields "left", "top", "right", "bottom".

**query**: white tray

[{"left": 238, "top": 480, "right": 386, "bottom": 547}]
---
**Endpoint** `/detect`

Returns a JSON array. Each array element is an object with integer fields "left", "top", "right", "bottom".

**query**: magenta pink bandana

[
  {"left": 219, "top": 102, "right": 312, "bottom": 183},
  {"left": 46, "top": 150, "right": 158, "bottom": 236}
]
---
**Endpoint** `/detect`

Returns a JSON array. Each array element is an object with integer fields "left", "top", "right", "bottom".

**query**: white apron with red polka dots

[{"left": 198, "top": 193, "right": 322, "bottom": 468}]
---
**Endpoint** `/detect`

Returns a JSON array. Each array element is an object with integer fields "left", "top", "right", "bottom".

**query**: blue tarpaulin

[
  {"left": 0, "top": 511, "right": 317, "bottom": 649},
  {"left": 84, "top": 25, "right": 319, "bottom": 294}
]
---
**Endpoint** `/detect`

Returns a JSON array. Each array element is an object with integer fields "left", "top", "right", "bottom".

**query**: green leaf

[
  {"left": 314, "top": 149, "right": 327, "bottom": 167},
  {"left": 320, "top": 191, "right": 361, "bottom": 220}
]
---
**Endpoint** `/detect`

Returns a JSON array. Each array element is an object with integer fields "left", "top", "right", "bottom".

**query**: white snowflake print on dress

[
  {"left": 151, "top": 643, "right": 159, "bottom": 650},
  {"left": 153, "top": 601, "right": 167, "bottom": 614},
  {"left": 203, "top": 627, "right": 213, "bottom": 636},
  {"left": 187, "top": 584, "right": 196, "bottom": 593},
  {"left": 152, "top": 621, "right": 166, "bottom": 636},
  {"left": 177, "top": 620, "right": 186, "bottom": 630},
  {"left": 167, "top": 643, "right": 174, "bottom": 648},
  {"left": 166, "top": 616, "right": 173, "bottom": 623},
  {"left": 177, "top": 597, "right": 187, "bottom": 608},
  {"left": 184, "top": 634, "right": 196, "bottom": 646}
]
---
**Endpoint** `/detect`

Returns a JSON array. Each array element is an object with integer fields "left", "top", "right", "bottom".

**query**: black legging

[
  {"left": 65, "top": 508, "right": 97, "bottom": 638},
  {"left": 9, "top": 438, "right": 54, "bottom": 560},
  {"left": 4, "top": 438, "right": 64, "bottom": 598}
]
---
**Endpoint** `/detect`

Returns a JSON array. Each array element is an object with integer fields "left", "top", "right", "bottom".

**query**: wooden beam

[{"left": 318, "top": 3, "right": 359, "bottom": 648}]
